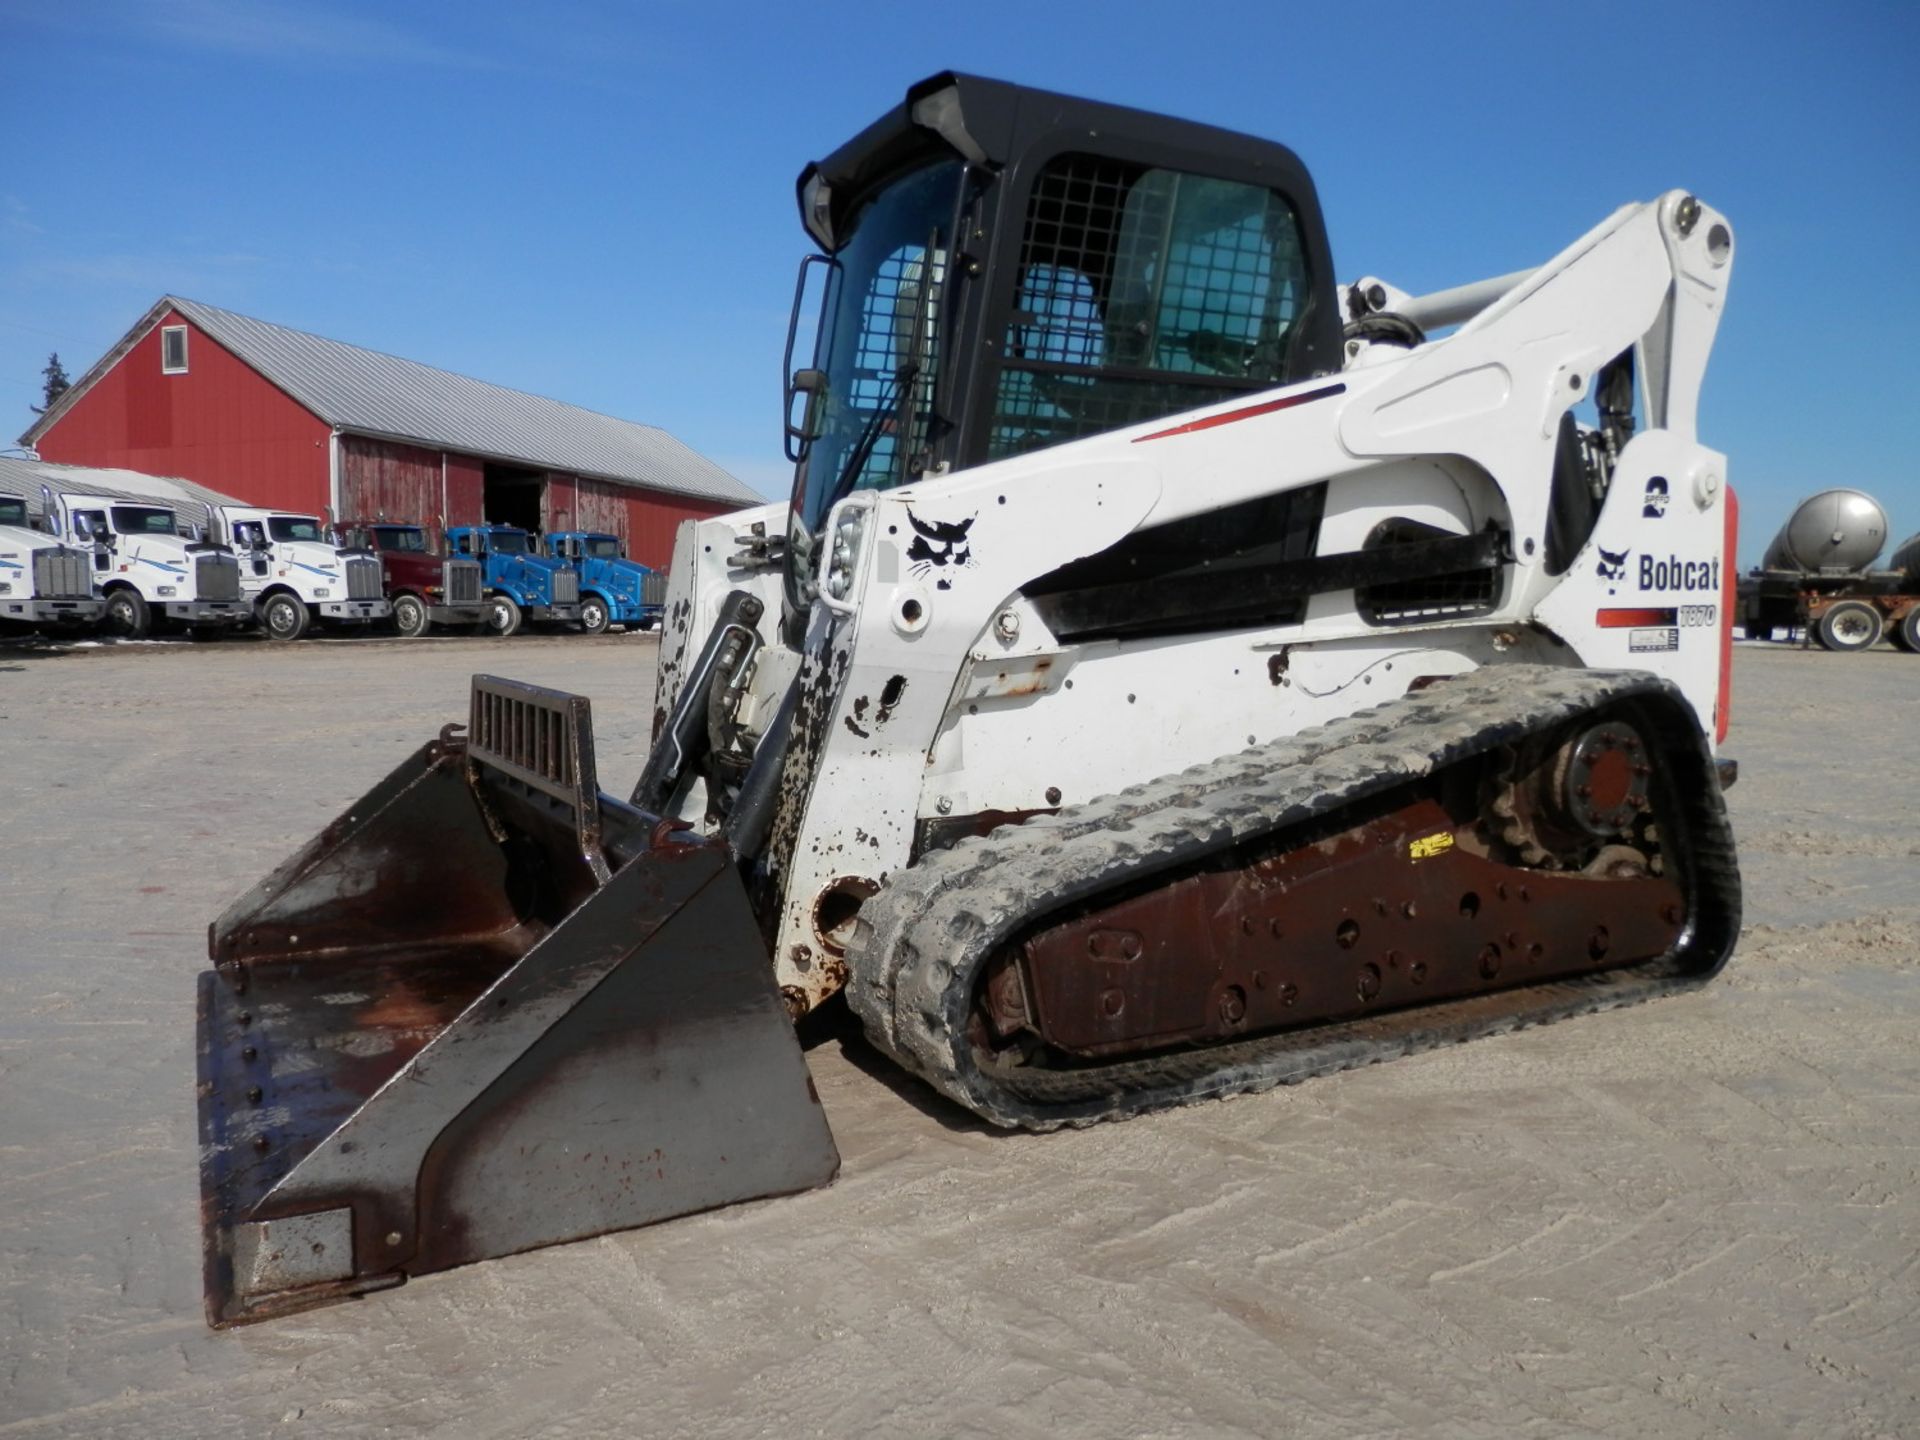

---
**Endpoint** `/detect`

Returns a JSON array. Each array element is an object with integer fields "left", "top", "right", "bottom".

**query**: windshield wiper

[{"left": 823, "top": 360, "right": 918, "bottom": 516}]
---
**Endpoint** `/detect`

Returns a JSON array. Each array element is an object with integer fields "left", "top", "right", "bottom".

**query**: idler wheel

[{"left": 1559, "top": 722, "right": 1651, "bottom": 838}]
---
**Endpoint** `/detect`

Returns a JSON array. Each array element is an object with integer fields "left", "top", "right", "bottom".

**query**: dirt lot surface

[{"left": 2, "top": 635, "right": 1915, "bottom": 1438}]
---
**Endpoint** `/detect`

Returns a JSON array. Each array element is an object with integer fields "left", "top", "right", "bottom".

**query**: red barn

[{"left": 21, "top": 296, "right": 765, "bottom": 567}]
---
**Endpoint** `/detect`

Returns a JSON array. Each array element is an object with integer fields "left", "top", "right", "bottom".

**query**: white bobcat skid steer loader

[{"left": 196, "top": 72, "right": 1740, "bottom": 1325}]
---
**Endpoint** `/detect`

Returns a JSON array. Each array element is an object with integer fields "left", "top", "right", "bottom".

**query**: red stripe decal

[
  {"left": 1596, "top": 607, "right": 1677, "bottom": 629},
  {"left": 1131, "top": 382, "right": 1347, "bottom": 442},
  {"left": 1718, "top": 486, "right": 1738, "bottom": 744}
]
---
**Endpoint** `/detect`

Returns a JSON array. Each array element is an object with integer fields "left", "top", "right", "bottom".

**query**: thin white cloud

[
  {"left": 14, "top": 0, "right": 505, "bottom": 71},
  {"left": 2, "top": 196, "right": 43, "bottom": 238}
]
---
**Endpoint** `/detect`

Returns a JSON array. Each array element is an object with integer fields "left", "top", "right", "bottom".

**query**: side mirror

[
  {"left": 782, "top": 252, "right": 837, "bottom": 462},
  {"left": 786, "top": 368, "right": 828, "bottom": 451}
]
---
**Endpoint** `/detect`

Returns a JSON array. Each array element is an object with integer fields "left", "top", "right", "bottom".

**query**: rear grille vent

[
  {"left": 33, "top": 547, "right": 91, "bottom": 599},
  {"left": 196, "top": 554, "right": 242, "bottom": 601},
  {"left": 1355, "top": 521, "right": 1502, "bottom": 626},
  {"left": 345, "top": 557, "right": 383, "bottom": 600},
  {"left": 551, "top": 570, "right": 580, "bottom": 605},
  {"left": 445, "top": 559, "right": 482, "bottom": 605}
]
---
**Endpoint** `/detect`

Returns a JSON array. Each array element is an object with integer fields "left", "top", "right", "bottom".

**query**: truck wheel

[
  {"left": 262, "top": 593, "right": 312, "bottom": 642},
  {"left": 103, "top": 588, "right": 151, "bottom": 639},
  {"left": 579, "top": 597, "right": 610, "bottom": 635},
  {"left": 1893, "top": 609, "right": 1920, "bottom": 654},
  {"left": 487, "top": 595, "right": 523, "bottom": 637},
  {"left": 393, "top": 594, "right": 431, "bottom": 638},
  {"left": 1814, "top": 600, "right": 1883, "bottom": 652}
]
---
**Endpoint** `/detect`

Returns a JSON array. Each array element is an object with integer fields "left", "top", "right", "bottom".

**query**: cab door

[
  {"left": 233, "top": 521, "right": 272, "bottom": 578},
  {"left": 72, "top": 509, "right": 110, "bottom": 572}
]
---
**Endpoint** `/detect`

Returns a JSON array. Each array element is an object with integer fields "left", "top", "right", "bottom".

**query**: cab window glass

[
  {"left": 376, "top": 528, "right": 426, "bottom": 553},
  {"left": 111, "top": 506, "right": 176, "bottom": 535},
  {"left": 989, "top": 154, "right": 1310, "bottom": 459},
  {"left": 267, "top": 516, "right": 324, "bottom": 543}
]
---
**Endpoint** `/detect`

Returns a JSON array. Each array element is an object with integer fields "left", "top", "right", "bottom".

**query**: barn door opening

[{"left": 484, "top": 463, "right": 545, "bottom": 532}]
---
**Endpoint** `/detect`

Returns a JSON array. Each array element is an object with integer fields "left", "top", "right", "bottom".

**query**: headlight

[
  {"left": 157, "top": 585, "right": 177, "bottom": 597},
  {"left": 426, "top": 585, "right": 443, "bottom": 596},
  {"left": 313, "top": 588, "right": 330, "bottom": 598},
  {"left": 823, "top": 504, "right": 868, "bottom": 604},
  {"left": 0, "top": 582, "right": 10, "bottom": 594}
]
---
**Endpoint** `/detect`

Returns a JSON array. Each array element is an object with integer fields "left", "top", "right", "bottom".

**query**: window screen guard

[{"left": 989, "top": 154, "right": 1310, "bottom": 460}]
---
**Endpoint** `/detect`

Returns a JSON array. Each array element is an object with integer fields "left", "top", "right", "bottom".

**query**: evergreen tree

[{"left": 31, "top": 353, "right": 71, "bottom": 415}]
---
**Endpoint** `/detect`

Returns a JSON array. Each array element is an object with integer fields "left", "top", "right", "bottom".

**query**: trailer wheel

[
  {"left": 261, "top": 593, "right": 311, "bottom": 642},
  {"left": 579, "top": 596, "right": 610, "bottom": 635},
  {"left": 393, "top": 594, "right": 431, "bottom": 638},
  {"left": 1814, "top": 600, "right": 1883, "bottom": 652},
  {"left": 102, "top": 587, "right": 151, "bottom": 639},
  {"left": 487, "top": 595, "right": 523, "bottom": 637},
  {"left": 1893, "top": 609, "right": 1920, "bottom": 654}
]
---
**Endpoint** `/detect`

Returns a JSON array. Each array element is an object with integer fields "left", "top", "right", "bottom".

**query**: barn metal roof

[
  {"left": 22, "top": 297, "right": 764, "bottom": 508},
  {"left": 0, "top": 456, "right": 243, "bottom": 527}
]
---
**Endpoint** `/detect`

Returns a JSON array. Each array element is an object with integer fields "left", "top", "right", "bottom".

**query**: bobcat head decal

[{"left": 905, "top": 509, "right": 976, "bottom": 590}]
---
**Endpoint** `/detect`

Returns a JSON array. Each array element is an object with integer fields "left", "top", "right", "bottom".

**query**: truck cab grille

[
  {"left": 551, "top": 570, "right": 580, "bottom": 605},
  {"left": 196, "top": 554, "right": 242, "bottom": 601},
  {"left": 445, "top": 559, "right": 482, "bottom": 605},
  {"left": 345, "top": 556, "right": 383, "bottom": 600},
  {"left": 33, "top": 547, "right": 92, "bottom": 599}
]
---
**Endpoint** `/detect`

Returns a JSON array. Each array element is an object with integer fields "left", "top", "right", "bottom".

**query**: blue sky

[{"left": 2, "top": 0, "right": 1914, "bottom": 561}]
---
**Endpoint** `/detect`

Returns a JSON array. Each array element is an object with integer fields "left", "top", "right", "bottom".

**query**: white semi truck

[
  {"left": 213, "top": 506, "right": 389, "bottom": 640},
  {"left": 0, "top": 493, "right": 103, "bottom": 631},
  {"left": 53, "top": 492, "right": 247, "bottom": 638}
]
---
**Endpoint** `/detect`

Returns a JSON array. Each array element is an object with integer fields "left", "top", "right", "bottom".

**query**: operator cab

[{"left": 781, "top": 71, "right": 1342, "bottom": 622}]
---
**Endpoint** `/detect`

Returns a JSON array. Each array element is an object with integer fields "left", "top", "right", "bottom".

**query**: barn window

[{"left": 161, "top": 326, "right": 188, "bottom": 374}]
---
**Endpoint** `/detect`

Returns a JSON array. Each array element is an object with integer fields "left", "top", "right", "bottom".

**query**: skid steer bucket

[{"left": 195, "top": 675, "right": 839, "bottom": 1327}]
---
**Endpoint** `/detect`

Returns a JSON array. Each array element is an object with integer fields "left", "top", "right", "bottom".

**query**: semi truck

[
  {"left": 540, "top": 530, "right": 666, "bottom": 633},
  {"left": 1739, "top": 488, "right": 1920, "bottom": 652},
  {"left": 53, "top": 492, "right": 247, "bottom": 638},
  {"left": 0, "top": 492, "right": 102, "bottom": 632},
  {"left": 212, "top": 507, "right": 390, "bottom": 641},
  {"left": 445, "top": 524, "right": 580, "bottom": 636},
  {"left": 333, "top": 520, "right": 488, "bottom": 637}
]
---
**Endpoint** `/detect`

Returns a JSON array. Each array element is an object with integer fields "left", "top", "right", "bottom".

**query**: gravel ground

[{"left": 1, "top": 635, "right": 1915, "bottom": 1438}]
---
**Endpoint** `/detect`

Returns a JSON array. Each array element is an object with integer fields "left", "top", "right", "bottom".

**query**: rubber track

[{"left": 847, "top": 664, "right": 1742, "bottom": 1131}]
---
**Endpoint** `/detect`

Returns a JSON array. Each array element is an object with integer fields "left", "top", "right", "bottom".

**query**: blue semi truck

[
  {"left": 541, "top": 531, "right": 667, "bottom": 633},
  {"left": 446, "top": 525, "right": 581, "bottom": 636}
]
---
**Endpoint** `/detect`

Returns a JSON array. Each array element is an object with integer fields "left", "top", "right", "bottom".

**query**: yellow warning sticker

[{"left": 1408, "top": 832, "right": 1455, "bottom": 861}]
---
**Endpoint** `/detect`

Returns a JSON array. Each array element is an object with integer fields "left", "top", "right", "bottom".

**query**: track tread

[{"left": 847, "top": 664, "right": 1741, "bottom": 1130}]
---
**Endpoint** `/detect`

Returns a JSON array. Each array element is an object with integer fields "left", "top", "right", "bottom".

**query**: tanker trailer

[
  {"left": 1740, "top": 489, "right": 1915, "bottom": 651},
  {"left": 1889, "top": 532, "right": 1920, "bottom": 652}
]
